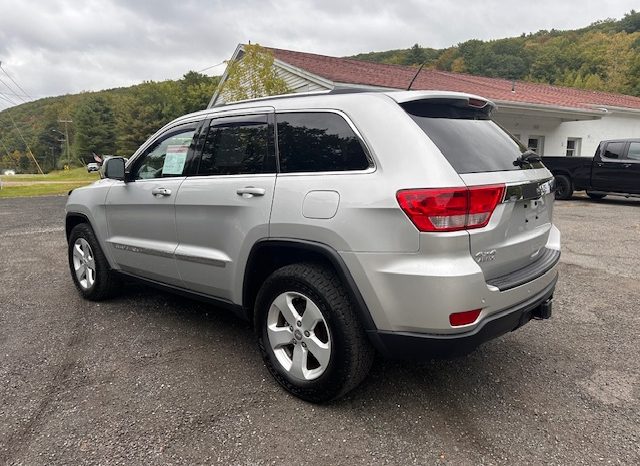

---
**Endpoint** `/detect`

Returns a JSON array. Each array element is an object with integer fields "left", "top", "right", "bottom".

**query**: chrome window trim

[
  {"left": 274, "top": 108, "right": 377, "bottom": 174},
  {"left": 192, "top": 111, "right": 275, "bottom": 177},
  {"left": 126, "top": 120, "right": 202, "bottom": 169}
]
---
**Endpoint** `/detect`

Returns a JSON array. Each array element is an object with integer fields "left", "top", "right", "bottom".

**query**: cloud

[{"left": 0, "top": 0, "right": 638, "bottom": 107}]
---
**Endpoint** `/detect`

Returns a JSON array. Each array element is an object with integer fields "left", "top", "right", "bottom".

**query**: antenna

[{"left": 407, "top": 63, "right": 425, "bottom": 91}]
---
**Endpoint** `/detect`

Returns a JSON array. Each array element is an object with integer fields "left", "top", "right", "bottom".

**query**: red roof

[{"left": 268, "top": 47, "right": 640, "bottom": 111}]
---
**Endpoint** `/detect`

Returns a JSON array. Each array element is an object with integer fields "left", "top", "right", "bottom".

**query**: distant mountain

[{"left": 350, "top": 10, "right": 640, "bottom": 96}]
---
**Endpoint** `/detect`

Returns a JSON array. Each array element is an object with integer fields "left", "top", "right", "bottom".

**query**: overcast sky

[{"left": 0, "top": 0, "right": 638, "bottom": 110}]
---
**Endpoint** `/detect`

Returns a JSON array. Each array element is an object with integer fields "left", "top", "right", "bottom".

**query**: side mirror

[{"left": 103, "top": 157, "right": 126, "bottom": 180}]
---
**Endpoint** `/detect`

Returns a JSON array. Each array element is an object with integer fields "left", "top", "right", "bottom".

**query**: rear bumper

[
  {"left": 368, "top": 274, "right": 557, "bottom": 360},
  {"left": 339, "top": 225, "right": 561, "bottom": 333}
]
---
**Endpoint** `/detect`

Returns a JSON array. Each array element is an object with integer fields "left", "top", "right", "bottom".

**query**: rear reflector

[
  {"left": 396, "top": 184, "right": 505, "bottom": 232},
  {"left": 449, "top": 309, "right": 482, "bottom": 327}
]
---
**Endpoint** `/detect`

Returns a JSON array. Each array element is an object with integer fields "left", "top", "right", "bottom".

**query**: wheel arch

[
  {"left": 65, "top": 212, "right": 92, "bottom": 241},
  {"left": 242, "top": 239, "right": 378, "bottom": 333},
  {"left": 550, "top": 169, "right": 572, "bottom": 179}
]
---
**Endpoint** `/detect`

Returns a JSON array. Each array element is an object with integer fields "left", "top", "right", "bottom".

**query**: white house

[{"left": 210, "top": 44, "right": 640, "bottom": 158}]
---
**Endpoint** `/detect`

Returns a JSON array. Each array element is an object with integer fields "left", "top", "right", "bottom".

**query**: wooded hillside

[
  {"left": 0, "top": 72, "right": 219, "bottom": 173},
  {"left": 352, "top": 11, "right": 640, "bottom": 96}
]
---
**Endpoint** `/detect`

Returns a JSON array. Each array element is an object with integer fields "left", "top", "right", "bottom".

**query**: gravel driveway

[{"left": 0, "top": 194, "right": 638, "bottom": 465}]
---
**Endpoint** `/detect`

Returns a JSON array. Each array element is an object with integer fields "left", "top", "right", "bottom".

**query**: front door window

[{"left": 131, "top": 127, "right": 196, "bottom": 179}]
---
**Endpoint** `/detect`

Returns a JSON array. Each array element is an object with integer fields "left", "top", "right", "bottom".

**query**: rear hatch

[{"left": 398, "top": 95, "right": 555, "bottom": 282}]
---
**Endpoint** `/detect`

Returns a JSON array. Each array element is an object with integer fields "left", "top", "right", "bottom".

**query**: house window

[
  {"left": 566, "top": 138, "right": 581, "bottom": 157},
  {"left": 528, "top": 136, "right": 545, "bottom": 156}
]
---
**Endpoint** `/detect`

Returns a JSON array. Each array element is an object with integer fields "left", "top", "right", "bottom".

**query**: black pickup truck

[{"left": 542, "top": 139, "right": 640, "bottom": 200}]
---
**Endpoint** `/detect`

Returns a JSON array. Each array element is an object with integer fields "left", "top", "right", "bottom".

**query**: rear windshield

[{"left": 402, "top": 100, "right": 540, "bottom": 174}]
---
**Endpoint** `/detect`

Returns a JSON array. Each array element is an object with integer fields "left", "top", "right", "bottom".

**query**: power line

[
  {"left": 0, "top": 62, "right": 32, "bottom": 100},
  {"left": 0, "top": 92, "right": 18, "bottom": 106},
  {"left": 0, "top": 75, "right": 28, "bottom": 104},
  {"left": 0, "top": 137, "right": 12, "bottom": 158},
  {"left": 6, "top": 111, "right": 43, "bottom": 174},
  {"left": 197, "top": 61, "right": 226, "bottom": 73},
  {"left": 0, "top": 89, "right": 34, "bottom": 98},
  {"left": 0, "top": 93, "right": 44, "bottom": 174}
]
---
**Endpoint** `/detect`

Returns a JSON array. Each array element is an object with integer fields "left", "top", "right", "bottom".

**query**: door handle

[
  {"left": 596, "top": 162, "right": 604, "bottom": 167},
  {"left": 236, "top": 186, "right": 266, "bottom": 197},
  {"left": 623, "top": 163, "right": 632, "bottom": 168},
  {"left": 151, "top": 187, "right": 172, "bottom": 197}
]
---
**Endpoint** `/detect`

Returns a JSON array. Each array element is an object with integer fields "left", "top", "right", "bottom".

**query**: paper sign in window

[{"left": 162, "top": 145, "right": 189, "bottom": 175}]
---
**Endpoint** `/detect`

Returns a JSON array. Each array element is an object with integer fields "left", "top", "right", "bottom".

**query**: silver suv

[{"left": 65, "top": 90, "right": 560, "bottom": 402}]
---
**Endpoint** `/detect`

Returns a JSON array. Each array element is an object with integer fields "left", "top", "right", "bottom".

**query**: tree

[
  {"left": 179, "top": 71, "right": 220, "bottom": 114},
  {"left": 74, "top": 96, "right": 116, "bottom": 161},
  {"left": 619, "top": 10, "right": 640, "bottom": 33},
  {"left": 218, "top": 44, "right": 290, "bottom": 103},
  {"left": 115, "top": 81, "right": 184, "bottom": 156},
  {"left": 33, "top": 105, "right": 64, "bottom": 171},
  {"left": 404, "top": 44, "right": 427, "bottom": 65}
]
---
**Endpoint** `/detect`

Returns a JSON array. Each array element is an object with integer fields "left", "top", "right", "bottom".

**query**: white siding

[
  {"left": 495, "top": 112, "right": 640, "bottom": 157},
  {"left": 550, "top": 114, "right": 640, "bottom": 157},
  {"left": 275, "top": 67, "right": 328, "bottom": 93}
]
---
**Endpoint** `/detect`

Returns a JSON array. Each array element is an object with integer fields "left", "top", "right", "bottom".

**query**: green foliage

[
  {"left": 351, "top": 45, "right": 439, "bottom": 66},
  {"left": 351, "top": 10, "right": 640, "bottom": 96},
  {"left": 74, "top": 96, "right": 116, "bottom": 161},
  {"left": 218, "top": 44, "right": 290, "bottom": 102},
  {"left": 619, "top": 10, "right": 640, "bottom": 33},
  {"left": 0, "top": 72, "right": 220, "bottom": 172}
]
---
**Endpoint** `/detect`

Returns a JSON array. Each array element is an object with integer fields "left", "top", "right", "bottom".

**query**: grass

[
  {"left": 3, "top": 167, "right": 99, "bottom": 182},
  {"left": 0, "top": 168, "right": 100, "bottom": 198},
  {"left": 0, "top": 182, "right": 92, "bottom": 198}
]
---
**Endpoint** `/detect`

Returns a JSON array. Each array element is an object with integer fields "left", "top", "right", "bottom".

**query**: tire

[
  {"left": 554, "top": 175, "right": 573, "bottom": 200},
  {"left": 68, "top": 223, "right": 120, "bottom": 301},
  {"left": 255, "top": 262, "right": 374, "bottom": 403},
  {"left": 586, "top": 191, "right": 607, "bottom": 200}
]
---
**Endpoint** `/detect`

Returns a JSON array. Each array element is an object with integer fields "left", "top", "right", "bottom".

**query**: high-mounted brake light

[
  {"left": 396, "top": 184, "right": 505, "bottom": 232},
  {"left": 467, "top": 97, "right": 489, "bottom": 108}
]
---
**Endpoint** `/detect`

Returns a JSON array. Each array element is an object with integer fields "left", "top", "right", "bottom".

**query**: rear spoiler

[{"left": 386, "top": 91, "right": 496, "bottom": 112}]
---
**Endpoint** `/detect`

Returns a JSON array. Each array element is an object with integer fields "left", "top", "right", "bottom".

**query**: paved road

[{"left": 1, "top": 194, "right": 639, "bottom": 465}]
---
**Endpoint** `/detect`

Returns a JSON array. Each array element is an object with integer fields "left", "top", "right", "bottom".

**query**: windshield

[{"left": 402, "top": 100, "right": 542, "bottom": 174}]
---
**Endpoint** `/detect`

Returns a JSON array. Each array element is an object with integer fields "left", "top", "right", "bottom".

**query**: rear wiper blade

[{"left": 513, "top": 150, "right": 542, "bottom": 167}]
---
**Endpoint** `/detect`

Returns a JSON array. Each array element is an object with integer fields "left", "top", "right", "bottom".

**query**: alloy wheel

[
  {"left": 266, "top": 291, "right": 331, "bottom": 381},
  {"left": 72, "top": 238, "right": 96, "bottom": 289}
]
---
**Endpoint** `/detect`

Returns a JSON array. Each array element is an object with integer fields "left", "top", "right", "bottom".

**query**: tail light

[{"left": 396, "top": 184, "right": 505, "bottom": 232}]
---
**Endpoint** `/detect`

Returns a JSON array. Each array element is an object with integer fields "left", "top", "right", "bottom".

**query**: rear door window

[
  {"left": 197, "top": 114, "right": 275, "bottom": 175},
  {"left": 276, "top": 112, "right": 371, "bottom": 173},
  {"left": 402, "top": 100, "right": 538, "bottom": 174}
]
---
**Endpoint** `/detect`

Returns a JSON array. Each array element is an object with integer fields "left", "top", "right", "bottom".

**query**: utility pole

[{"left": 58, "top": 119, "right": 72, "bottom": 166}]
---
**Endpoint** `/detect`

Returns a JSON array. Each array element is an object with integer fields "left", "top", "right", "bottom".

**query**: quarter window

[
  {"left": 276, "top": 112, "right": 370, "bottom": 173},
  {"left": 132, "top": 126, "right": 196, "bottom": 180},
  {"left": 602, "top": 142, "right": 625, "bottom": 159},
  {"left": 197, "top": 115, "right": 274, "bottom": 175}
]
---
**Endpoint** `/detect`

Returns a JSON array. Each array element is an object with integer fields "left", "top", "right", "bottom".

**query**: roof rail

[{"left": 213, "top": 86, "right": 388, "bottom": 107}]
